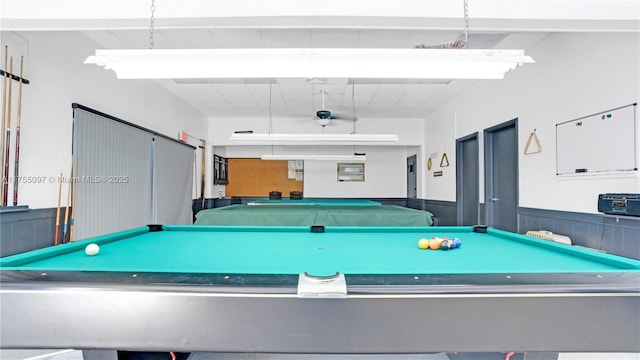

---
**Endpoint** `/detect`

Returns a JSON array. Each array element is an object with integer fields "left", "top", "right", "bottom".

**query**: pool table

[
  {"left": 1, "top": 225, "right": 639, "bottom": 354},
  {"left": 246, "top": 199, "right": 382, "bottom": 206},
  {"left": 194, "top": 204, "right": 434, "bottom": 226}
]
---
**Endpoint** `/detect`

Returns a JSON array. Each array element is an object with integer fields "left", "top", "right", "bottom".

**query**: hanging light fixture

[
  {"left": 261, "top": 154, "right": 366, "bottom": 161},
  {"left": 251, "top": 82, "right": 380, "bottom": 157},
  {"left": 232, "top": 79, "right": 398, "bottom": 146},
  {"left": 85, "top": 48, "right": 532, "bottom": 80},
  {"left": 230, "top": 132, "right": 399, "bottom": 144},
  {"left": 85, "top": 0, "right": 533, "bottom": 80}
]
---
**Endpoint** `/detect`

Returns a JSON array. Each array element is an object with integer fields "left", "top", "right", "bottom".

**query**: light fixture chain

[
  {"left": 268, "top": 82, "right": 273, "bottom": 135},
  {"left": 149, "top": 0, "right": 156, "bottom": 49},
  {"left": 352, "top": 83, "right": 356, "bottom": 153},
  {"left": 463, "top": 0, "right": 469, "bottom": 48},
  {"left": 269, "top": 82, "right": 273, "bottom": 154},
  {"left": 352, "top": 83, "right": 357, "bottom": 135},
  {"left": 414, "top": 0, "right": 470, "bottom": 49}
]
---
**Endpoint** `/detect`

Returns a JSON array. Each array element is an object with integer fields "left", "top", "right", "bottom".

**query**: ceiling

[{"left": 2, "top": 0, "right": 638, "bottom": 121}]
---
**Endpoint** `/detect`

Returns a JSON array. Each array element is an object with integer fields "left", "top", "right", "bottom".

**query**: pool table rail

[
  {"left": 1, "top": 269, "right": 638, "bottom": 295},
  {"left": 0, "top": 278, "right": 638, "bottom": 353}
]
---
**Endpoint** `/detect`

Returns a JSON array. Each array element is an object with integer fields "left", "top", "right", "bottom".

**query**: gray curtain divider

[
  {"left": 153, "top": 135, "right": 194, "bottom": 225},
  {"left": 72, "top": 104, "right": 194, "bottom": 241}
]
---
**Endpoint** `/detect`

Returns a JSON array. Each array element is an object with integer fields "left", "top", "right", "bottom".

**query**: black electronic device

[{"left": 597, "top": 193, "right": 640, "bottom": 217}]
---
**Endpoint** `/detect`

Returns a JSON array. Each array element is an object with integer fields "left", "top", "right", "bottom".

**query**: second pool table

[
  {"left": 194, "top": 204, "right": 434, "bottom": 226},
  {"left": 1, "top": 225, "right": 639, "bottom": 354}
]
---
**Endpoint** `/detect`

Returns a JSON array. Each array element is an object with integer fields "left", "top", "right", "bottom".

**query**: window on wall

[{"left": 214, "top": 155, "right": 229, "bottom": 185}]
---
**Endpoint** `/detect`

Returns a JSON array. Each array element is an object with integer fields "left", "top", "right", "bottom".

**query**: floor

[
  {"left": 0, "top": 349, "right": 83, "bottom": 360},
  {"left": 0, "top": 351, "right": 638, "bottom": 360}
]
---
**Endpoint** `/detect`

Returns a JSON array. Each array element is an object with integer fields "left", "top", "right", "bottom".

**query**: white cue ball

[{"left": 85, "top": 243, "right": 100, "bottom": 256}]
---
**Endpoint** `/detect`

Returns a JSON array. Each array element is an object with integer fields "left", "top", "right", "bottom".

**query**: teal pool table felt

[{"left": 2, "top": 226, "right": 638, "bottom": 277}]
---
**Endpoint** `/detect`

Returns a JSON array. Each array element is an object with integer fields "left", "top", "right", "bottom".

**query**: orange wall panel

[{"left": 226, "top": 158, "right": 303, "bottom": 197}]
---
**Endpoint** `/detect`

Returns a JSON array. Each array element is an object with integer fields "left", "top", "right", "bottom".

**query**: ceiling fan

[{"left": 314, "top": 90, "right": 356, "bottom": 127}]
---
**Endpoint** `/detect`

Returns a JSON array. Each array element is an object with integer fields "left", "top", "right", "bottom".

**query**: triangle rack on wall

[
  {"left": 440, "top": 152, "right": 449, "bottom": 167},
  {"left": 524, "top": 130, "right": 542, "bottom": 155}
]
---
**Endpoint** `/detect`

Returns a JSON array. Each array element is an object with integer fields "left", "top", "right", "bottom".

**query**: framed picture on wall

[{"left": 337, "top": 163, "right": 365, "bottom": 182}]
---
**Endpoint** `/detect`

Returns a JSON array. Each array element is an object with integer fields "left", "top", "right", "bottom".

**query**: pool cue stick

[
  {"left": 0, "top": 47, "right": 7, "bottom": 205},
  {"left": 2, "top": 56, "right": 13, "bottom": 207},
  {"left": 193, "top": 153, "right": 198, "bottom": 200},
  {"left": 69, "top": 157, "right": 78, "bottom": 242},
  {"left": 62, "top": 164, "right": 72, "bottom": 243},
  {"left": 55, "top": 172, "right": 63, "bottom": 245},
  {"left": 12, "top": 56, "right": 23, "bottom": 205}
]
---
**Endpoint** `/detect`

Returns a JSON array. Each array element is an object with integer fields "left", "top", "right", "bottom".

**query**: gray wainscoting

[
  {"left": 0, "top": 207, "right": 62, "bottom": 257},
  {"left": 519, "top": 207, "right": 640, "bottom": 260},
  {"left": 407, "top": 199, "right": 458, "bottom": 226}
]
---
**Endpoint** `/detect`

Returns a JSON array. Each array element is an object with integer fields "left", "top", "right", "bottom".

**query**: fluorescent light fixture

[
  {"left": 85, "top": 48, "right": 534, "bottom": 80},
  {"left": 261, "top": 154, "right": 366, "bottom": 161},
  {"left": 230, "top": 133, "right": 399, "bottom": 145}
]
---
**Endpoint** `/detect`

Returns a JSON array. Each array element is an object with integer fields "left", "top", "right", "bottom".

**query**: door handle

[{"left": 490, "top": 197, "right": 500, "bottom": 202}]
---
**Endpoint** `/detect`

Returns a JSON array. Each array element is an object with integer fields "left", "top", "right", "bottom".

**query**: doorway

[
  {"left": 406, "top": 155, "right": 417, "bottom": 199},
  {"left": 456, "top": 133, "right": 479, "bottom": 225},
  {"left": 484, "top": 119, "right": 519, "bottom": 232}
]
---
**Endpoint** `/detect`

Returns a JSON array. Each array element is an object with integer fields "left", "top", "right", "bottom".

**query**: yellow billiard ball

[{"left": 418, "top": 238, "right": 430, "bottom": 249}]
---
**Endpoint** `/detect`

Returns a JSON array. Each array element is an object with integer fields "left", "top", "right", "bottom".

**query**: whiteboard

[{"left": 556, "top": 104, "right": 637, "bottom": 175}]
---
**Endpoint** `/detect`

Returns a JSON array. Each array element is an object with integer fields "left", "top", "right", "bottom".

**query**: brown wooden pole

[
  {"left": 0, "top": 47, "right": 8, "bottom": 205},
  {"left": 2, "top": 56, "right": 13, "bottom": 206},
  {"left": 12, "top": 56, "right": 23, "bottom": 205}
]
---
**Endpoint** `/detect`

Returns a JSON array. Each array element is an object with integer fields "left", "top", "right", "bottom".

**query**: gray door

[
  {"left": 456, "top": 133, "right": 479, "bottom": 225},
  {"left": 407, "top": 155, "right": 417, "bottom": 198},
  {"left": 484, "top": 119, "right": 519, "bottom": 232}
]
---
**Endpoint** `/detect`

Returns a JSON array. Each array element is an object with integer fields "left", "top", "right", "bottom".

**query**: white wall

[
  {"left": 302, "top": 146, "right": 409, "bottom": 198},
  {"left": 0, "top": 31, "right": 208, "bottom": 209},
  {"left": 423, "top": 111, "right": 458, "bottom": 202},
  {"left": 424, "top": 32, "right": 640, "bottom": 214},
  {"left": 10, "top": 30, "right": 635, "bottom": 211},
  {"left": 209, "top": 116, "right": 423, "bottom": 198}
]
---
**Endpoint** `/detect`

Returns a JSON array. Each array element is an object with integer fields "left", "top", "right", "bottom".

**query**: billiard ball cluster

[{"left": 418, "top": 237, "right": 462, "bottom": 250}]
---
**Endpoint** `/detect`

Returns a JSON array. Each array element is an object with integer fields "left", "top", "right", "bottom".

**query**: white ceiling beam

[
  {"left": 3, "top": 0, "right": 637, "bottom": 20},
  {"left": 1, "top": 0, "right": 638, "bottom": 32}
]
